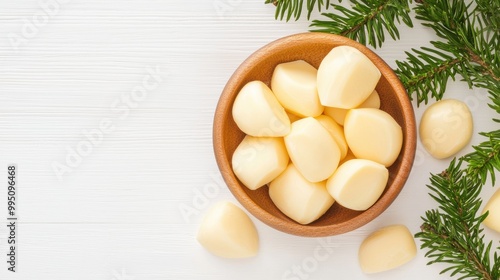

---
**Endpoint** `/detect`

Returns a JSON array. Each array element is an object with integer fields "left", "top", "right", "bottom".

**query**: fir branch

[
  {"left": 489, "top": 88, "right": 500, "bottom": 117},
  {"left": 265, "top": 0, "right": 331, "bottom": 21},
  {"left": 416, "top": 159, "right": 499, "bottom": 280},
  {"left": 475, "top": 0, "right": 500, "bottom": 34},
  {"left": 462, "top": 129, "right": 500, "bottom": 185},
  {"left": 395, "top": 47, "right": 466, "bottom": 104},
  {"left": 397, "top": 0, "right": 500, "bottom": 105},
  {"left": 406, "top": 3, "right": 500, "bottom": 278},
  {"left": 310, "top": 0, "right": 413, "bottom": 48}
]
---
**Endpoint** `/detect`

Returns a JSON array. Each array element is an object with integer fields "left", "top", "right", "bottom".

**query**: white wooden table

[{"left": 0, "top": 1, "right": 498, "bottom": 279}]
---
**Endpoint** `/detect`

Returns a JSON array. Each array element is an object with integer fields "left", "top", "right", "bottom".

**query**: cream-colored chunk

[
  {"left": 271, "top": 60, "right": 324, "bottom": 117},
  {"left": 232, "top": 136, "right": 289, "bottom": 190},
  {"left": 358, "top": 225, "right": 417, "bottom": 274},
  {"left": 344, "top": 108, "right": 403, "bottom": 167},
  {"left": 197, "top": 201, "right": 259, "bottom": 258},
  {"left": 269, "top": 164, "right": 334, "bottom": 224},
  {"left": 323, "top": 106, "right": 347, "bottom": 126},
  {"left": 284, "top": 117, "right": 341, "bottom": 182},
  {"left": 419, "top": 99, "right": 473, "bottom": 159},
  {"left": 323, "top": 90, "right": 380, "bottom": 126},
  {"left": 317, "top": 46, "right": 381, "bottom": 109},
  {"left": 286, "top": 111, "right": 302, "bottom": 123},
  {"left": 232, "top": 80, "right": 290, "bottom": 137},
  {"left": 361, "top": 89, "right": 381, "bottom": 108},
  {"left": 326, "top": 159, "right": 388, "bottom": 211},
  {"left": 339, "top": 149, "right": 357, "bottom": 165},
  {"left": 315, "top": 115, "right": 348, "bottom": 159},
  {"left": 482, "top": 189, "right": 500, "bottom": 233}
]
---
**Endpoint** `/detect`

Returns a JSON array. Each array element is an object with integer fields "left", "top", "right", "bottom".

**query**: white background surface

[{"left": 0, "top": 0, "right": 498, "bottom": 279}]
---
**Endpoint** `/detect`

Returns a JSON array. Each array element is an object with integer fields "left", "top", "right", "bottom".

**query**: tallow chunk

[
  {"left": 327, "top": 159, "right": 388, "bottom": 211},
  {"left": 269, "top": 164, "right": 334, "bottom": 225},
  {"left": 315, "top": 114, "right": 348, "bottom": 160},
  {"left": 358, "top": 225, "right": 417, "bottom": 274},
  {"left": 344, "top": 108, "right": 402, "bottom": 167},
  {"left": 323, "top": 89, "right": 380, "bottom": 126},
  {"left": 483, "top": 188, "right": 500, "bottom": 233},
  {"left": 197, "top": 201, "right": 259, "bottom": 258},
  {"left": 232, "top": 135, "right": 289, "bottom": 190},
  {"left": 317, "top": 46, "right": 381, "bottom": 109},
  {"left": 271, "top": 60, "right": 324, "bottom": 117},
  {"left": 232, "top": 80, "right": 290, "bottom": 137},
  {"left": 284, "top": 117, "right": 341, "bottom": 182},
  {"left": 419, "top": 99, "right": 473, "bottom": 159}
]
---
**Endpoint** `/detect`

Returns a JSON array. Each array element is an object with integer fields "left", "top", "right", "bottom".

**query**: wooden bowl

[{"left": 213, "top": 33, "right": 416, "bottom": 237}]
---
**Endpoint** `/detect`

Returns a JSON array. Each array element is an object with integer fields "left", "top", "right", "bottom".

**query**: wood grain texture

[{"left": 0, "top": 0, "right": 498, "bottom": 279}]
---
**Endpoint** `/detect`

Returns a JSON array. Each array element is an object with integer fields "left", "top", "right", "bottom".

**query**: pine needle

[
  {"left": 310, "top": 0, "right": 413, "bottom": 48},
  {"left": 265, "top": 0, "right": 332, "bottom": 21}
]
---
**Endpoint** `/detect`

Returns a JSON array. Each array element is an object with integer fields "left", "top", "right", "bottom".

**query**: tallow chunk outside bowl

[{"left": 213, "top": 33, "right": 416, "bottom": 237}]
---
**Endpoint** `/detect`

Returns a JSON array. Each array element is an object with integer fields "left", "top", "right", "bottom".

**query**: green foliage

[
  {"left": 395, "top": 0, "right": 499, "bottom": 106},
  {"left": 264, "top": 0, "right": 331, "bottom": 21},
  {"left": 475, "top": 0, "right": 500, "bottom": 33},
  {"left": 463, "top": 130, "right": 500, "bottom": 186},
  {"left": 395, "top": 47, "right": 466, "bottom": 105},
  {"left": 266, "top": 0, "right": 413, "bottom": 48},
  {"left": 311, "top": 0, "right": 413, "bottom": 48},
  {"left": 417, "top": 160, "right": 499, "bottom": 280}
]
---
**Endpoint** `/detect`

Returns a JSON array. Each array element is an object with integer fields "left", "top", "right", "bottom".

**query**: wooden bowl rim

[{"left": 213, "top": 32, "right": 416, "bottom": 237}]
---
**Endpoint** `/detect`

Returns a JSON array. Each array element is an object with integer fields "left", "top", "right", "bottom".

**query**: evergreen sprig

[
  {"left": 265, "top": 0, "right": 331, "bottom": 21},
  {"left": 463, "top": 129, "right": 500, "bottom": 186},
  {"left": 416, "top": 159, "right": 499, "bottom": 280},
  {"left": 475, "top": 0, "right": 500, "bottom": 34},
  {"left": 395, "top": 0, "right": 499, "bottom": 105},
  {"left": 311, "top": 0, "right": 413, "bottom": 48},
  {"left": 395, "top": 47, "right": 466, "bottom": 104}
]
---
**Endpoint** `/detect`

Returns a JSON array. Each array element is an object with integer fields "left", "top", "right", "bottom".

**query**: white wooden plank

[{"left": 0, "top": 0, "right": 498, "bottom": 279}]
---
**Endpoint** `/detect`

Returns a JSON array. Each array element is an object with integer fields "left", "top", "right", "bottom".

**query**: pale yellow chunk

[
  {"left": 232, "top": 80, "right": 290, "bottom": 137},
  {"left": 339, "top": 149, "right": 357, "bottom": 165},
  {"left": 284, "top": 117, "right": 341, "bottom": 182},
  {"left": 344, "top": 108, "right": 403, "bottom": 167},
  {"left": 323, "top": 90, "right": 380, "bottom": 126},
  {"left": 323, "top": 106, "right": 348, "bottom": 126},
  {"left": 197, "top": 201, "right": 259, "bottom": 258},
  {"left": 271, "top": 60, "right": 324, "bottom": 117},
  {"left": 286, "top": 111, "right": 302, "bottom": 123},
  {"left": 232, "top": 136, "right": 289, "bottom": 190},
  {"left": 361, "top": 89, "right": 381, "bottom": 108},
  {"left": 482, "top": 188, "right": 500, "bottom": 233},
  {"left": 269, "top": 164, "right": 334, "bottom": 224},
  {"left": 315, "top": 115, "right": 348, "bottom": 159},
  {"left": 359, "top": 225, "right": 417, "bottom": 274},
  {"left": 326, "top": 159, "right": 388, "bottom": 211},
  {"left": 419, "top": 99, "right": 473, "bottom": 159},
  {"left": 317, "top": 46, "right": 381, "bottom": 109}
]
